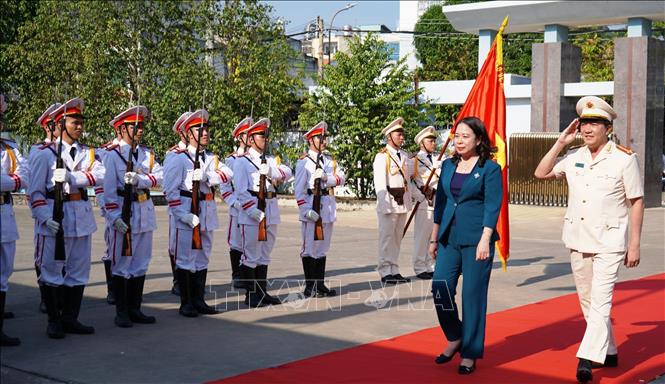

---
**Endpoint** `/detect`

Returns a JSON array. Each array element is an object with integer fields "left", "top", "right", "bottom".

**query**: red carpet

[{"left": 213, "top": 273, "right": 665, "bottom": 383}]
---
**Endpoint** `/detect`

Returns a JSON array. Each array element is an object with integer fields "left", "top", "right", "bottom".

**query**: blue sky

[{"left": 267, "top": 1, "right": 400, "bottom": 36}]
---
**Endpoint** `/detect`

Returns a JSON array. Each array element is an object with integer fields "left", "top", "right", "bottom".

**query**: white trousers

[
  {"left": 413, "top": 207, "right": 435, "bottom": 274},
  {"left": 377, "top": 212, "right": 406, "bottom": 277},
  {"left": 101, "top": 224, "right": 111, "bottom": 261},
  {"left": 300, "top": 221, "right": 333, "bottom": 259},
  {"left": 571, "top": 250, "right": 623, "bottom": 362},
  {"left": 227, "top": 214, "right": 242, "bottom": 251},
  {"left": 240, "top": 224, "right": 277, "bottom": 268},
  {"left": 109, "top": 230, "right": 153, "bottom": 278},
  {"left": 171, "top": 227, "right": 213, "bottom": 272},
  {"left": 0, "top": 241, "right": 15, "bottom": 292},
  {"left": 37, "top": 234, "right": 92, "bottom": 286}
]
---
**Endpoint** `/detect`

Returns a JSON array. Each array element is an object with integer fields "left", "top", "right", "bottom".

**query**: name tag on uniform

[{"left": 575, "top": 162, "right": 585, "bottom": 168}]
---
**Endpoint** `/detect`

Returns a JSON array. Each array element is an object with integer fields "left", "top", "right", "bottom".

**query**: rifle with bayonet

[
  {"left": 52, "top": 104, "right": 67, "bottom": 261},
  {"left": 120, "top": 106, "right": 141, "bottom": 256}
]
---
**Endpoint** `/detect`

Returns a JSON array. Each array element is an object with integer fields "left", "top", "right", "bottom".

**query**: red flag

[{"left": 451, "top": 16, "right": 510, "bottom": 269}]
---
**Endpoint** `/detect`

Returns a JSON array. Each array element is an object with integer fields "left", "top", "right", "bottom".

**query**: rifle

[
  {"left": 257, "top": 150, "right": 267, "bottom": 242},
  {"left": 190, "top": 111, "right": 204, "bottom": 250},
  {"left": 312, "top": 148, "right": 324, "bottom": 241},
  {"left": 120, "top": 105, "right": 141, "bottom": 256},
  {"left": 52, "top": 103, "right": 67, "bottom": 261}
]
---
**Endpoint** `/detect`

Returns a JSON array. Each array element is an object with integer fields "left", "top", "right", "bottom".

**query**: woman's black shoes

[
  {"left": 458, "top": 361, "right": 476, "bottom": 375},
  {"left": 435, "top": 342, "right": 461, "bottom": 364}
]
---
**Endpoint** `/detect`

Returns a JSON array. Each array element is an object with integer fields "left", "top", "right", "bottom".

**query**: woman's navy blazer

[{"left": 432, "top": 158, "right": 503, "bottom": 246}]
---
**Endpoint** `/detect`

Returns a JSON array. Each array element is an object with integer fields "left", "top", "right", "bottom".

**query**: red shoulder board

[
  {"left": 174, "top": 148, "right": 187, "bottom": 154},
  {"left": 616, "top": 144, "right": 633, "bottom": 155},
  {"left": 379, "top": 148, "right": 387, "bottom": 154},
  {"left": 105, "top": 144, "right": 119, "bottom": 151},
  {"left": 100, "top": 141, "right": 113, "bottom": 148},
  {"left": 298, "top": 153, "right": 308, "bottom": 160},
  {"left": 38, "top": 142, "right": 54, "bottom": 150},
  {"left": 166, "top": 144, "right": 178, "bottom": 153}
]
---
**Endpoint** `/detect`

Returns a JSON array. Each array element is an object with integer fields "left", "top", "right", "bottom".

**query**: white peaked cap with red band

[
  {"left": 304, "top": 121, "right": 327, "bottom": 141},
  {"left": 247, "top": 117, "right": 270, "bottom": 136},
  {"left": 233, "top": 117, "right": 254, "bottom": 138},
  {"left": 36, "top": 103, "right": 62, "bottom": 127},
  {"left": 109, "top": 106, "right": 150, "bottom": 128},
  {"left": 173, "top": 112, "right": 192, "bottom": 134},
  {"left": 49, "top": 98, "right": 84, "bottom": 122},
  {"left": 181, "top": 109, "right": 209, "bottom": 133}
]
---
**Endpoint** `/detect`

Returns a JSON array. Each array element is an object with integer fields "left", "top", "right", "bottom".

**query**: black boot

[
  {"left": 192, "top": 270, "right": 219, "bottom": 315},
  {"left": 0, "top": 291, "right": 20, "bottom": 346},
  {"left": 112, "top": 276, "right": 132, "bottom": 328},
  {"left": 576, "top": 358, "right": 593, "bottom": 383},
  {"left": 169, "top": 252, "right": 180, "bottom": 296},
  {"left": 176, "top": 269, "right": 198, "bottom": 317},
  {"left": 315, "top": 257, "right": 336, "bottom": 297},
  {"left": 256, "top": 265, "right": 281, "bottom": 305},
  {"left": 240, "top": 265, "right": 266, "bottom": 308},
  {"left": 36, "top": 266, "right": 47, "bottom": 313},
  {"left": 301, "top": 257, "right": 316, "bottom": 297},
  {"left": 230, "top": 249, "right": 245, "bottom": 289},
  {"left": 128, "top": 276, "right": 156, "bottom": 324},
  {"left": 44, "top": 285, "right": 65, "bottom": 339},
  {"left": 103, "top": 260, "right": 115, "bottom": 305},
  {"left": 61, "top": 286, "right": 94, "bottom": 334}
]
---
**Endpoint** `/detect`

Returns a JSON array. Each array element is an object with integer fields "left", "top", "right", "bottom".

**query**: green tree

[{"left": 299, "top": 33, "right": 427, "bottom": 199}]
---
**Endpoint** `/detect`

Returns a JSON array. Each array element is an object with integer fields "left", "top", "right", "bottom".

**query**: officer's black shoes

[
  {"left": 393, "top": 274, "right": 411, "bottom": 283},
  {"left": 416, "top": 272, "right": 434, "bottom": 280},
  {"left": 176, "top": 269, "right": 199, "bottom": 317},
  {"left": 192, "top": 270, "right": 220, "bottom": 315},
  {"left": 103, "top": 260, "right": 115, "bottom": 305},
  {"left": 256, "top": 265, "right": 281, "bottom": 306},
  {"left": 0, "top": 292, "right": 21, "bottom": 346},
  {"left": 315, "top": 257, "right": 337, "bottom": 297},
  {"left": 592, "top": 354, "right": 618, "bottom": 368},
  {"left": 38, "top": 284, "right": 48, "bottom": 313},
  {"left": 44, "top": 286, "right": 65, "bottom": 338},
  {"left": 230, "top": 249, "right": 245, "bottom": 289},
  {"left": 113, "top": 276, "right": 133, "bottom": 328},
  {"left": 62, "top": 318, "right": 95, "bottom": 334},
  {"left": 171, "top": 281, "right": 181, "bottom": 296},
  {"left": 239, "top": 265, "right": 267, "bottom": 308},
  {"left": 381, "top": 275, "right": 397, "bottom": 284},
  {"left": 302, "top": 257, "right": 316, "bottom": 297},
  {"left": 47, "top": 321, "right": 65, "bottom": 339},
  {"left": 458, "top": 361, "right": 476, "bottom": 375},
  {"left": 61, "top": 286, "right": 94, "bottom": 335},
  {"left": 128, "top": 276, "right": 156, "bottom": 324},
  {"left": 576, "top": 358, "right": 593, "bottom": 383}
]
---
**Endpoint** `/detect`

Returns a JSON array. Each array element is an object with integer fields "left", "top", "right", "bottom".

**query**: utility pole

[{"left": 317, "top": 16, "right": 324, "bottom": 79}]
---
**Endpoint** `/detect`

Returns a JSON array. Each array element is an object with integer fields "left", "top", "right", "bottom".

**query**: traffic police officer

[
  {"left": 535, "top": 96, "right": 645, "bottom": 383},
  {"left": 294, "top": 121, "right": 345, "bottom": 297},
  {"left": 224, "top": 116, "right": 253, "bottom": 289},
  {"left": 1, "top": 94, "right": 28, "bottom": 346},
  {"left": 28, "top": 98, "right": 104, "bottom": 338},
  {"left": 373, "top": 117, "right": 414, "bottom": 284},
  {"left": 233, "top": 118, "right": 292, "bottom": 307},
  {"left": 410, "top": 126, "right": 441, "bottom": 279},
  {"left": 103, "top": 106, "right": 162, "bottom": 327},
  {"left": 163, "top": 109, "right": 233, "bottom": 317}
]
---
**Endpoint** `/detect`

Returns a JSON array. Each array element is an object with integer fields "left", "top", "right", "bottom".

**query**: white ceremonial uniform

[
  {"left": 103, "top": 141, "right": 163, "bottom": 278},
  {"left": 163, "top": 145, "right": 233, "bottom": 272},
  {"left": 28, "top": 140, "right": 49, "bottom": 271},
  {"left": 553, "top": 141, "right": 644, "bottom": 363},
  {"left": 163, "top": 141, "right": 187, "bottom": 258},
  {"left": 410, "top": 150, "right": 440, "bottom": 275},
  {"left": 233, "top": 147, "right": 292, "bottom": 268},
  {"left": 373, "top": 145, "right": 413, "bottom": 278},
  {"left": 294, "top": 150, "right": 346, "bottom": 259},
  {"left": 96, "top": 139, "right": 119, "bottom": 263},
  {"left": 28, "top": 141, "right": 104, "bottom": 286},
  {"left": 224, "top": 150, "right": 243, "bottom": 252},
  {"left": 1, "top": 139, "right": 29, "bottom": 291}
]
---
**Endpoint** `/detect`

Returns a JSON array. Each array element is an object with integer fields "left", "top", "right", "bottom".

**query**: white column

[
  {"left": 478, "top": 29, "right": 496, "bottom": 72},
  {"left": 544, "top": 24, "right": 569, "bottom": 43},
  {"left": 627, "top": 17, "right": 652, "bottom": 37}
]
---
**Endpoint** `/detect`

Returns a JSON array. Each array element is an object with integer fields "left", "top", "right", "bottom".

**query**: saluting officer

[
  {"left": 1, "top": 94, "right": 29, "bottom": 346},
  {"left": 103, "top": 106, "right": 162, "bottom": 328},
  {"left": 373, "top": 117, "right": 414, "bottom": 284},
  {"left": 410, "top": 126, "right": 441, "bottom": 279},
  {"left": 535, "top": 96, "right": 645, "bottom": 383},
  {"left": 30, "top": 103, "right": 61, "bottom": 314},
  {"left": 163, "top": 109, "right": 233, "bottom": 317},
  {"left": 294, "top": 121, "right": 345, "bottom": 297},
  {"left": 28, "top": 98, "right": 104, "bottom": 339},
  {"left": 233, "top": 118, "right": 292, "bottom": 308},
  {"left": 163, "top": 111, "right": 191, "bottom": 297},
  {"left": 224, "top": 116, "right": 253, "bottom": 289}
]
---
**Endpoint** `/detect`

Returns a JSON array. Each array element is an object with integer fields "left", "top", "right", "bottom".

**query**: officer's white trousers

[
  {"left": 37, "top": 234, "right": 91, "bottom": 286},
  {"left": 571, "top": 250, "right": 623, "bottom": 362},
  {"left": 0, "top": 241, "right": 15, "bottom": 292},
  {"left": 171, "top": 226, "right": 213, "bottom": 272},
  {"left": 227, "top": 214, "right": 242, "bottom": 252},
  {"left": 240, "top": 224, "right": 276, "bottom": 268},
  {"left": 299, "top": 221, "right": 333, "bottom": 259},
  {"left": 413, "top": 206, "right": 435, "bottom": 274},
  {"left": 377, "top": 212, "right": 406, "bottom": 277},
  {"left": 109, "top": 229, "right": 153, "bottom": 278}
]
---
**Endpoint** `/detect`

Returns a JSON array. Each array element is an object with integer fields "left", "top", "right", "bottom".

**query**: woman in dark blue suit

[{"left": 428, "top": 117, "right": 502, "bottom": 375}]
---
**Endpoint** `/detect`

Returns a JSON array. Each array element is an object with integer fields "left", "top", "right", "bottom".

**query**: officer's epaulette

[
  {"left": 615, "top": 144, "right": 633, "bottom": 155},
  {"left": 379, "top": 148, "right": 388, "bottom": 153},
  {"left": 298, "top": 153, "right": 308, "bottom": 160},
  {"left": 38, "top": 142, "right": 54, "bottom": 150},
  {"left": 99, "top": 141, "right": 113, "bottom": 148},
  {"left": 105, "top": 144, "right": 119, "bottom": 151},
  {"left": 140, "top": 144, "right": 153, "bottom": 151},
  {"left": 78, "top": 142, "right": 90, "bottom": 149},
  {"left": 173, "top": 147, "right": 187, "bottom": 154}
]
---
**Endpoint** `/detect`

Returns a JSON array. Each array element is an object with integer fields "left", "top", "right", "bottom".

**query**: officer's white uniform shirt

[
  {"left": 102, "top": 140, "right": 163, "bottom": 233},
  {"left": 373, "top": 145, "right": 413, "bottom": 214},
  {"left": 95, "top": 138, "right": 120, "bottom": 218},
  {"left": 1, "top": 139, "right": 29, "bottom": 243},
  {"left": 553, "top": 141, "right": 644, "bottom": 253},
  {"left": 233, "top": 147, "right": 292, "bottom": 226},
  {"left": 411, "top": 149, "right": 440, "bottom": 211},
  {"left": 294, "top": 149, "right": 346, "bottom": 223},
  {"left": 224, "top": 147, "right": 246, "bottom": 218},
  {"left": 28, "top": 141, "right": 104, "bottom": 237},
  {"left": 163, "top": 141, "right": 187, "bottom": 167},
  {"left": 163, "top": 145, "right": 233, "bottom": 232}
]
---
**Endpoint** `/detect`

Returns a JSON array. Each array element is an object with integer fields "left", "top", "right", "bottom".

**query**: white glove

[
  {"left": 233, "top": 200, "right": 242, "bottom": 210},
  {"left": 179, "top": 213, "right": 200, "bottom": 228},
  {"left": 304, "top": 209, "right": 320, "bottom": 222},
  {"left": 258, "top": 163, "right": 270, "bottom": 176},
  {"left": 312, "top": 168, "right": 327, "bottom": 181},
  {"left": 433, "top": 158, "right": 443, "bottom": 169},
  {"left": 191, "top": 168, "right": 204, "bottom": 182},
  {"left": 124, "top": 172, "right": 139, "bottom": 185},
  {"left": 45, "top": 219, "right": 61, "bottom": 235},
  {"left": 114, "top": 218, "right": 129, "bottom": 234},
  {"left": 53, "top": 168, "right": 68, "bottom": 183},
  {"left": 248, "top": 208, "right": 265, "bottom": 222}
]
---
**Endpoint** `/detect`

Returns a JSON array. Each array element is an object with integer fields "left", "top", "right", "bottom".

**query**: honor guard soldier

[
  {"left": 373, "top": 117, "right": 414, "bottom": 284},
  {"left": 163, "top": 112, "right": 191, "bottom": 296},
  {"left": 28, "top": 98, "right": 104, "bottom": 339},
  {"left": 224, "top": 117, "right": 253, "bottom": 289},
  {"left": 410, "top": 126, "right": 441, "bottom": 279},
  {"left": 1, "top": 94, "right": 28, "bottom": 346},
  {"left": 30, "top": 103, "right": 61, "bottom": 314},
  {"left": 294, "top": 121, "right": 345, "bottom": 297},
  {"left": 97, "top": 123, "right": 122, "bottom": 305},
  {"left": 103, "top": 106, "right": 162, "bottom": 328},
  {"left": 535, "top": 96, "right": 645, "bottom": 383},
  {"left": 163, "top": 109, "right": 233, "bottom": 317},
  {"left": 233, "top": 118, "right": 292, "bottom": 308}
]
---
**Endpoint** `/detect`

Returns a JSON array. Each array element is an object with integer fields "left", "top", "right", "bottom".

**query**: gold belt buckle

[{"left": 137, "top": 192, "right": 148, "bottom": 203}]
